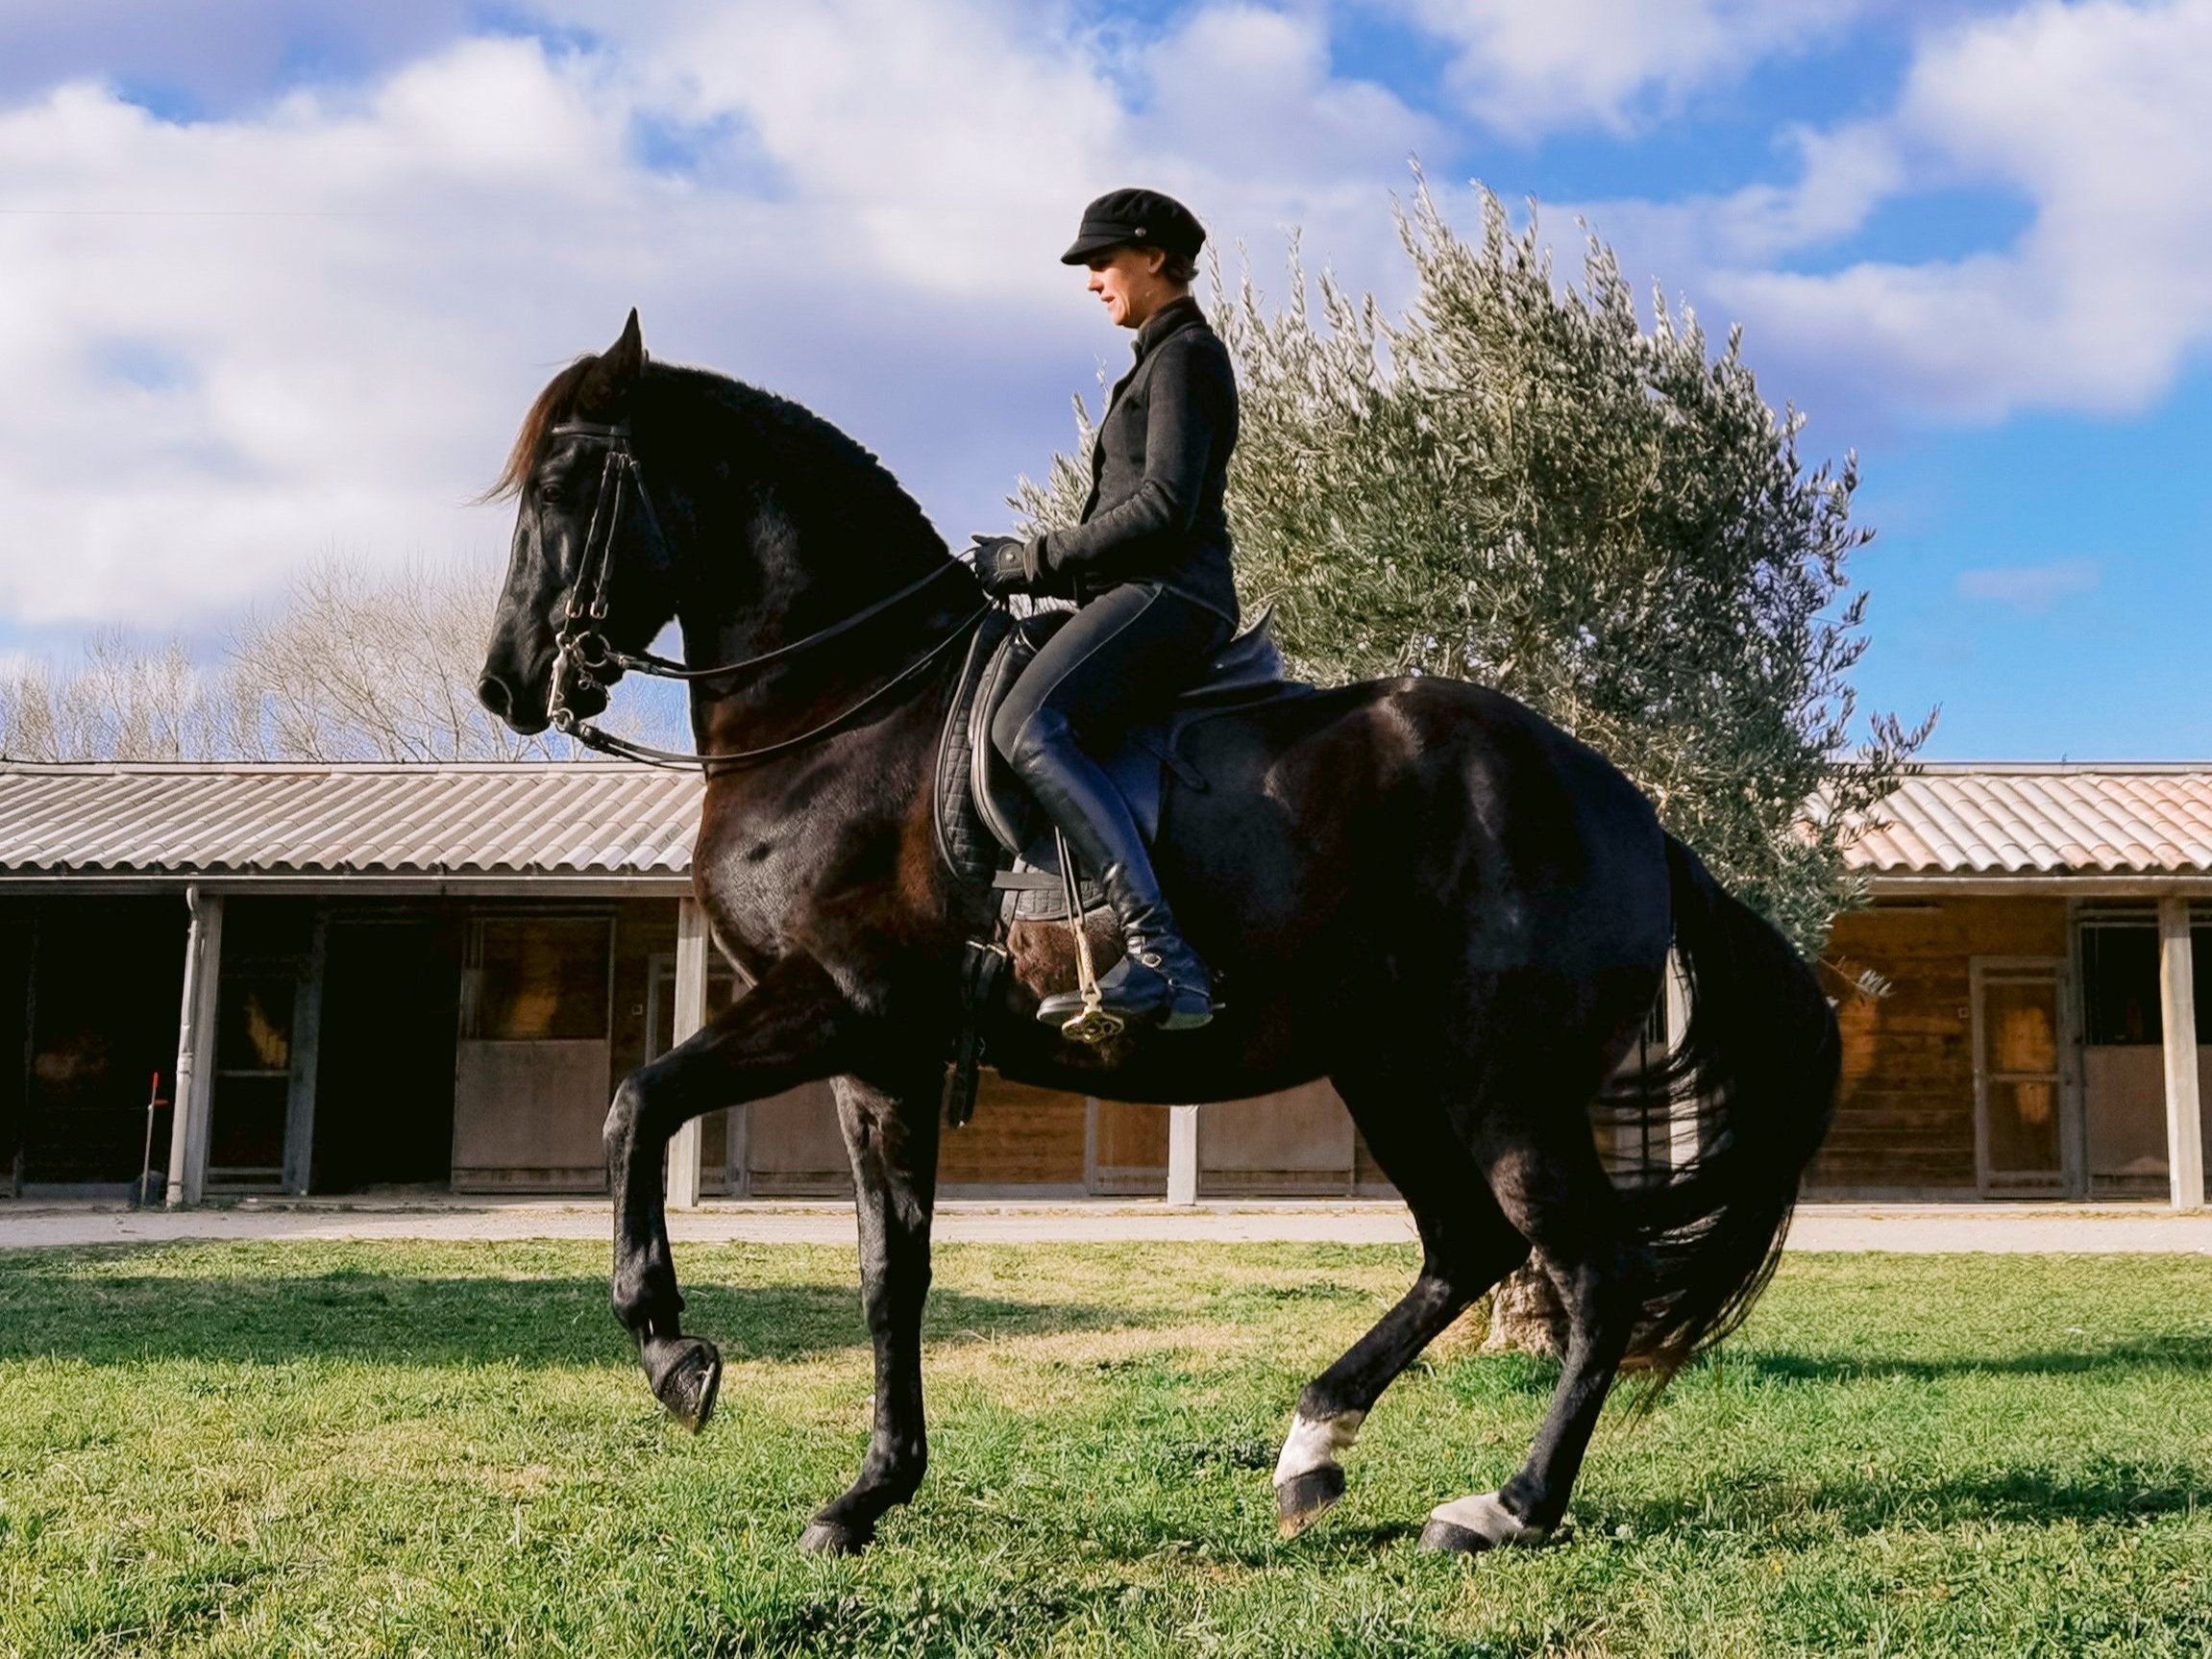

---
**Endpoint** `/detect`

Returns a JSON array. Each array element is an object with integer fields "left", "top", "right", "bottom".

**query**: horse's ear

[{"left": 578, "top": 308, "right": 647, "bottom": 417}]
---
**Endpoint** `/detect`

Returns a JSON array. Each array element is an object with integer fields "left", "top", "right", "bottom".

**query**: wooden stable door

[
  {"left": 1972, "top": 958, "right": 2075, "bottom": 1196},
  {"left": 451, "top": 915, "right": 614, "bottom": 1193}
]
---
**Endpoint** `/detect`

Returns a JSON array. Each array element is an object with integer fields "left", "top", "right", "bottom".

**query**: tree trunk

[{"left": 1480, "top": 1261, "right": 1567, "bottom": 1356}]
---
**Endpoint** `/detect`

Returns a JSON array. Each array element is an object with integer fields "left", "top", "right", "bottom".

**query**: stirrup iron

[{"left": 1053, "top": 829, "right": 1124, "bottom": 1046}]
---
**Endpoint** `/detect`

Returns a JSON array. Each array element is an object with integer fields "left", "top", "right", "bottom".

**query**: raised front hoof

[
  {"left": 1276, "top": 1465, "right": 1346, "bottom": 1538},
  {"left": 646, "top": 1336, "right": 723, "bottom": 1432},
  {"left": 1417, "top": 1493, "right": 1553, "bottom": 1556},
  {"left": 799, "top": 1517, "right": 874, "bottom": 1556}
]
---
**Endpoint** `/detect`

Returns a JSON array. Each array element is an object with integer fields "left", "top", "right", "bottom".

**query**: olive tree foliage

[
  {"left": 1017, "top": 180, "right": 1929, "bottom": 953},
  {"left": 0, "top": 557, "right": 686, "bottom": 764}
]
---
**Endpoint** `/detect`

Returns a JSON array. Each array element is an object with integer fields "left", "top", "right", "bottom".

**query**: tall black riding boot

[{"left": 1010, "top": 713, "right": 1214, "bottom": 1032}]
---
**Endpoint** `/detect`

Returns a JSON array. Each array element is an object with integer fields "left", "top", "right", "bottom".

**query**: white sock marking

[
  {"left": 1272, "top": 1410, "right": 1364, "bottom": 1486},
  {"left": 1427, "top": 1490, "right": 1548, "bottom": 1546}
]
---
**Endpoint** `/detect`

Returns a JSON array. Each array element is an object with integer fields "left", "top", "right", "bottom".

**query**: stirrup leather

[{"left": 1054, "top": 829, "right": 1126, "bottom": 1046}]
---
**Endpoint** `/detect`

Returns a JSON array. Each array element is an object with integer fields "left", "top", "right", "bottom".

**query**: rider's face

[{"left": 1086, "top": 245, "right": 1168, "bottom": 330}]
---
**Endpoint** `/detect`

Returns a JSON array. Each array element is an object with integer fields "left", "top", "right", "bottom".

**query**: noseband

[{"left": 542, "top": 419, "right": 986, "bottom": 773}]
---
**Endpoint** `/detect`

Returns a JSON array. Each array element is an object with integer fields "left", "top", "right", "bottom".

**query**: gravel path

[{"left": 5, "top": 1199, "right": 2211, "bottom": 1252}]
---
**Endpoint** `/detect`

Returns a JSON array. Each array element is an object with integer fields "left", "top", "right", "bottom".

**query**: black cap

[{"left": 1060, "top": 187, "right": 1205, "bottom": 264}]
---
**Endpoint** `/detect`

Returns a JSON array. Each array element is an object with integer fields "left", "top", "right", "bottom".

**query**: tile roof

[
  {"left": 6, "top": 759, "right": 2211, "bottom": 885},
  {"left": 0, "top": 762, "right": 703, "bottom": 881},
  {"left": 1843, "top": 764, "right": 2212, "bottom": 878}
]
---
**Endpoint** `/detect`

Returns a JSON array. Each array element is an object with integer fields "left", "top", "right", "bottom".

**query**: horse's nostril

[{"left": 478, "top": 675, "right": 511, "bottom": 718}]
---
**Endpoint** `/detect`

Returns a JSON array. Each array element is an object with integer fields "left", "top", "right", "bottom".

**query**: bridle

[{"left": 540, "top": 418, "right": 988, "bottom": 773}]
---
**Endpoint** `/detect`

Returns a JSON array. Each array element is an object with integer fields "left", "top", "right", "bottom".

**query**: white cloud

[
  {"left": 1572, "top": 0, "right": 2212, "bottom": 422},
  {"left": 0, "top": 2, "right": 1427, "bottom": 630},
  {"left": 14, "top": 0, "right": 2197, "bottom": 641},
  {"left": 1385, "top": 0, "right": 1872, "bottom": 136},
  {"left": 1956, "top": 557, "right": 2099, "bottom": 610}
]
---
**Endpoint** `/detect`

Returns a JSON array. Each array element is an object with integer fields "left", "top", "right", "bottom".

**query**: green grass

[{"left": 1, "top": 1242, "right": 2209, "bottom": 1658}]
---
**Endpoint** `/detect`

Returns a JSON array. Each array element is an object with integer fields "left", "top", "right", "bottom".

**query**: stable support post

[
  {"left": 2159, "top": 897, "right": 2204, "bottom": 1209},
  {"left": 665, "top": 896, "right": 711, "bottom": 1209},
  {"left": 282, "top": 908, "right": 327, "bottom": 1197},
  {"left": 165, "top": 887, "right": 224, "bottom": 1209},
  {"left": 1167, "top": 1103, "right": 1200, "bottom": 1206}
]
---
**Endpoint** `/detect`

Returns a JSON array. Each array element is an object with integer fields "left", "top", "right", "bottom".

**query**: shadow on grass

[
  {"left": 0, "top": 1266, "right": 1153, "bottom": 1370},
  {"left": 1607, "top": 1459, "right": 2212, "bottom": 1538},
  {"left": 1445, "top": 1336, "right": 2212, "bottom": 1409},
  {"left": 1714, "top": 1337, "right": 2212, "bottom": 1384}
]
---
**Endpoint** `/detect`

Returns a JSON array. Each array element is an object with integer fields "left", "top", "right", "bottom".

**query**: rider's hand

[{"left": 968, "top": 534, "right": 1035, "bottom": 600}]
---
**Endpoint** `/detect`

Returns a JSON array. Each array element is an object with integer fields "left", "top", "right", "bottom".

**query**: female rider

[{"left": 970, "top": 187, "right": 1240, "bottom": 1032}]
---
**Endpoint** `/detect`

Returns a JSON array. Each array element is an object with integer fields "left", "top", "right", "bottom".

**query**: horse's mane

[
  {"left": 487, "top": 355, "right": 597, "bottom": 501},
  {"left": 488, "top": 353, "right": 946, "bottom": 558}
]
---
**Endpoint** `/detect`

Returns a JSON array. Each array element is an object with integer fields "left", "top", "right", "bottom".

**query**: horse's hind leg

[
  {"left": 799, "top": 1069, "right": 943, "bottom": 1555},
  {"left": 1274, "top": 1077, "right": 1531, "bottom": 1537},
  {"left": 1421, "top": 1106, "right": 1644, "bottom": 1554}
]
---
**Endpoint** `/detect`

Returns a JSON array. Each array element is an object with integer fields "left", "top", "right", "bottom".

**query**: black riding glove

[{"left": 968, "top": 534, "right": 1036, "bottom": 600}]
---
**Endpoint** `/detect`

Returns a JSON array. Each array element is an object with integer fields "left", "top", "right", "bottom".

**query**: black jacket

[{"left": 1025, "top": 295, "right": 1240, "bottom": 625}]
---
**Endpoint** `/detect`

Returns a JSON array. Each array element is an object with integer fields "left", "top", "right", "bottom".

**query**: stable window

[
  {"left": 468, "top": 917, "right": 612, "bottom": 1040},
  {"left": 2079, "top": 922, "right": 2212, "bottom": 1044}
]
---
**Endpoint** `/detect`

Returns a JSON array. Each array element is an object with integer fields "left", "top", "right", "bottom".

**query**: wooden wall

[
  {"left": 1814, "top": 896, "right": 2069, "bottom": 1196},
  {"left": 748, "top": 1074, "right": 1108, "bottom": 1195},
  {"left": 941, "top": 1075, "right": 1091, "bottom": 1192}
]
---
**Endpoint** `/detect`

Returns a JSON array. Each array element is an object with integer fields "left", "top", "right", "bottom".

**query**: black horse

[{"left": 477, "top": 312, "right": 1839, "bottom": 1557}]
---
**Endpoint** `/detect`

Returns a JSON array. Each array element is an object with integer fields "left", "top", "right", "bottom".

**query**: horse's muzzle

[{"left": 478, "top": 669, "right": 552, "bottom": 736}]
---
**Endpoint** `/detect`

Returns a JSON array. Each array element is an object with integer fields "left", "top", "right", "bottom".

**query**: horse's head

[
  {"left": 479, "top": 309, "right": 678, "bottom": 735},
  {"left": 480, "top": 309, "right": 966, "bottom": 744}
]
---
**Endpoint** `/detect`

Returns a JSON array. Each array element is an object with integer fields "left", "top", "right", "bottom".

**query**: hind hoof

[
  {"left": 1418, "top": 1492, "right": 1551, "bottom": 1555},
  {"left": 1417, "top": 1517, "right": 1494, "bottom": 1554},
  {"left": 1276, "top": 1465, "right": 1346, "bottom": 1537},
  {"left": 648, "top": 1337, "right": 723, "bottom": 1432},
  {"left": 799, "top": 1518, "right": 873, "bottom": 1556}
]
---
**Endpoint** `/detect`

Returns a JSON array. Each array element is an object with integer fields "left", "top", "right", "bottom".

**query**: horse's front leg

[
  {"left": 604, "top": 956, "right": 844, "bottom": 1428},
  {"left": 799, "top": 1070, "right": 943, "bottom": 1555}
]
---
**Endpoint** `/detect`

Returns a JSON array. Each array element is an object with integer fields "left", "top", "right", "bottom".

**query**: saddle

[{"left": 933, "top": 603, "right": 1309, "bottom": 924}]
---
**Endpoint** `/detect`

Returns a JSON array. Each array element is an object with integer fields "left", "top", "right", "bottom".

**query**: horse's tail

[{"left": 1614, "top": 833, "right": 1840, "bottom": 1381}]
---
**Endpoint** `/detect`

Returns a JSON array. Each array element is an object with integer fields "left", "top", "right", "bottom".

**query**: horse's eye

[{"left": 535, "top": 479, "right": 565, "bottom": 507}]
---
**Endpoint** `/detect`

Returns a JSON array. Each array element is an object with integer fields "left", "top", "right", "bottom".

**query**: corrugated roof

[
  {"left": 0, "top": 762, "right": 704, "bottom": 880},
  {"left": 8, "top": 758, "right": 2212, "bottom": 885},
  {"left": 1843, "top": 764, "right": 2212, "bottom": 877}
]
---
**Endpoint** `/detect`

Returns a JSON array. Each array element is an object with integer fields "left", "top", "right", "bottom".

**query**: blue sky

[{"left": 2, "top": 0, "right": 2209, "bottom": 756}]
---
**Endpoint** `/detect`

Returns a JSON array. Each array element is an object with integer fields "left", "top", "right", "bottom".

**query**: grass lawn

[{"left": 1, "top": 1241, "right": 2208, "bottom": 1657}]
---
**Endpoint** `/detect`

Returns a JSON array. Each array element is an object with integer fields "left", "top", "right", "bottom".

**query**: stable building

[
  {"left": 1, "top": 759, "right": 2207, "bottom": 1211},
  {"left": 0, "top": 761, "right": 1373, "bottom": 1206},
  {"left": 1822, "top": 763, "right": 2210, "bottom": 1206}
]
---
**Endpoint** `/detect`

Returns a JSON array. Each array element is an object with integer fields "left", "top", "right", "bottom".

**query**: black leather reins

[{"left": 542, "top": 418, "right": 988, "bottom": 774}]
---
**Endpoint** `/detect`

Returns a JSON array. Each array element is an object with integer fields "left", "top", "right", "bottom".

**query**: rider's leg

[{"left": 991, "top": 581, "right": 1230, "bottom": 1028}]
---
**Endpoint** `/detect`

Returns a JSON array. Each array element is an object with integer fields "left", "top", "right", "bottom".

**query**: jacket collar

[{"left": 1132, "top": 294, "right": 1204, "bottom": 361}]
